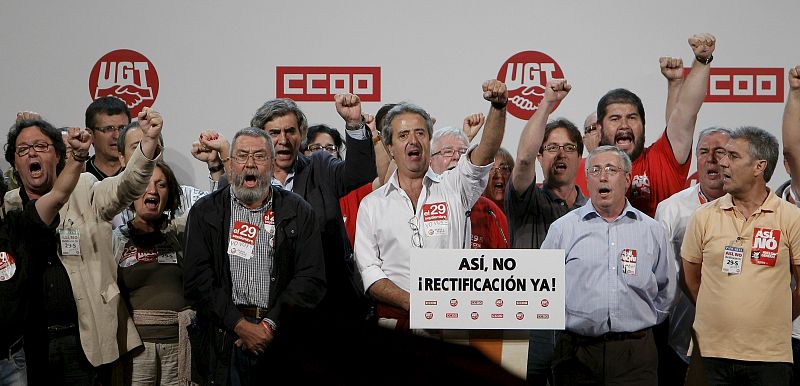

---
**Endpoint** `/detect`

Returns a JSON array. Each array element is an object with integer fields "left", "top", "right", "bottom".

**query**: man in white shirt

[
  {"left": 654, "top": 126, "right": 731, "bottom": 385},
  {"left": 354, "top": 79, "right": 507, "bottom": 329}
]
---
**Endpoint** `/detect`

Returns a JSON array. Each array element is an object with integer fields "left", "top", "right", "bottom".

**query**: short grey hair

[
  {"left": 586, "top": 145, "right": 632, "bottom": 176},
  {"left": 431, "top": 126, "right": 469, "bottom": 153},
  {"left": 230, "top": 127, "right": 276, "bottom": 159},
  {"left": 696, "top": 126, "right": 732, "bottom": 153},
  {"left": 250, "top": 98, "right": 308, "bottom": 134},
  {"left": 729, "top": 126, "right": 779, "bottom": 183},
  {"left": 381, "top": 103, "right": 434, "bottom": 146}
]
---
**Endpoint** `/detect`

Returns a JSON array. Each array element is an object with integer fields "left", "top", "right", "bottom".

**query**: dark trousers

[
  {"left": 228, "top": 316, "right": 266, "bottom": 386},
  {"left": 552, "top": 329, "right": 658, "bottom": 386},
  {"left": 47, "top": 332, "right": 97, "bottom": 386},
  {"left": 702, "top": 357, "right": 792, "bottom": 386},
  {"left": 654, "top": 320, "right": 689, "bottom": 386},
  {"left": 793, "top": 338, "right": 800, "bottom": 386},
  {"left": 527, "top": 329, "right": 556, "bottom": 385}
]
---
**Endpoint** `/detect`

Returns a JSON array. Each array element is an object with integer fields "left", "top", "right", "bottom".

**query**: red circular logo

[
  {"left": 497, "top": 51, "right": 565, "bottom": 120},
  {"left": 541, "top": 299, "right": 550, "bottom": 307},
  {"left": 471, "top": 312, "right": 479, "bottom": 320},
  {"left": 89, "top": 49, "right": 159, "bottom": 117},
  {"left": 516, "top": 312, "right": 524, "bottom": 321},
  {"left": 450, "top": 299, "right": 458, "bottom": 307},
  {"left": 495, "top": 299, "right": 504, "bottom": 307},
  {"left": 425, "top": 311, "right": 434, "bottom": 320}
]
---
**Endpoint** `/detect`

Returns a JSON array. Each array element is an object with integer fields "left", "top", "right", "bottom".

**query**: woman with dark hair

[{"left": 113, "top": 161, "right": 191, "bottom": 385}]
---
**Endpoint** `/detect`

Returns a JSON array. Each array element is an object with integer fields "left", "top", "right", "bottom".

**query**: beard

[
  {"left": 231, "top": 168, "right": 271, "bottom": 206},
  {"left": 600, "top": 131, "right": 645, "bottom": 162}
]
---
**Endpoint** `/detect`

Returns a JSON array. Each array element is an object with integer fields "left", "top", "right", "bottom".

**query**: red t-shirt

[
  {"left": 339, "top": 183, "right": 373, "bottom": 247},
  {"left": 470, "top": 196, "right": 510, "bottom": 249},
  {"left": 628, "top": 131, "right": 691, "bottom": 217}
]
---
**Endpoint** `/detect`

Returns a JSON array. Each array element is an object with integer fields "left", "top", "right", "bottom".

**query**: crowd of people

[{"left": 2, "top": 31, "right": 800, "bottom": 386}]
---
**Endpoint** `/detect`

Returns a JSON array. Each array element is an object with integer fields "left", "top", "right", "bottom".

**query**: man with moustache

[
  {"left": 682, "top": 126, "right": 800, "bottom": 384},
  {"left": 596, "top": 33, "right": 716, "bottom": 217},
  {"left": 655, "top": 127, "right": 731, "bottom": 385},
  {"left": 429, "top": 126, "right": 509, "bottom": 249},
  {"left": 183, "top": 127, "right": 326, "bottom": 385},
  {"left": 505, "top": 79, "right": 587, "bottom": 384},
  {"left": 543, "top": 146, "right": 675, "bottom": 385},
  {"left": 85, "top": 96, "right": 130, "bottom": 180},
  {"left": 354, "top": 80, "right": 507, "bottom": 329},
  {"left": 249, "top": 95, "right": 375, "bottom": 324}
]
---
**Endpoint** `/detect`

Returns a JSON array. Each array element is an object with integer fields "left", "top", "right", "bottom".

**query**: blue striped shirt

[{"left": 542, "top": 199, "right": 676, "bottom": 337}]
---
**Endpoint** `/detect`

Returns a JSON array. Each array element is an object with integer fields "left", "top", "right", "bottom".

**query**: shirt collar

[
  {"left": 231, "top": 186, "right": 273, "bottom": 211},
  {"left": 578, "top": 199, "right": 640, "bottom": 222},
  {"left": 719, "top": 189, "right": 777, "bottom": 212},
  {"left": 384, "top": 167, "right": 438, "bottom": 197}
]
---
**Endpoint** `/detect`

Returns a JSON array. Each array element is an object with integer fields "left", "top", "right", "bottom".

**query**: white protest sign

[{"left": 410, "top": 249, "right": 565, "bottom": 329}]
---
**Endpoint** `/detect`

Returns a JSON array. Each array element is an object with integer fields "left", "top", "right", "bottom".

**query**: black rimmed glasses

[{"left": 409, "top": 217, "right": 423, "bottom": 248}]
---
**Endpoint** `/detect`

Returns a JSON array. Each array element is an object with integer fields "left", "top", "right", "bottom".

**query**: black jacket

[{"left": 183, "top": 186, "right": 326, "bottom": 385}]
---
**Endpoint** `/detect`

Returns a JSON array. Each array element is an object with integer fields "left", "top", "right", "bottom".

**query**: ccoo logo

[
  {"left": 497, "top": 51, "right": 565, "bottom": 120},
  {"left": 89, "top": 49, "right": 159, "bottom": 116}
]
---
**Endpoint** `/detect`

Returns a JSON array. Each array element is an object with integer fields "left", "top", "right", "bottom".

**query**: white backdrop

[{"left": 1, "top": 0, "right": 797, "bottom": 190}]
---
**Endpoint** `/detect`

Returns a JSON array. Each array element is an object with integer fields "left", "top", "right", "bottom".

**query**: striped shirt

[
  {"left": 228, "top": 189, "right": 274, "bottom": 309},
  {"left": 542, "top": 200, "right": 676, "bottom": 337}
]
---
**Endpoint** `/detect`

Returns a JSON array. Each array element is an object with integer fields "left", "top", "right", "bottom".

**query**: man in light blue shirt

[{"left": 542, "top": 145, "right": 675, "bottom": 385}]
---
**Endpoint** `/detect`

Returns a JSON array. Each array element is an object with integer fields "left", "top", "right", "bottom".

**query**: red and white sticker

[
  {"left": 89, "top": 49, "right": 159, "bottom": 116},
  {"left": 422, "top": 202, "right": 449, "bottom": 236},
  {"left": 621, "top": 248, "right": 637, "bottom": 275},
  {"left": 497, "top": 51, "right": 566, "bottom": 120},
  {"left": 751, "top": 228, "right": 780, "bottom": 266},
  {"left": 0, "top": 252, "right": 16, "bottom": 281},
  {"left": 228, "top": 221, "right": 259, "bottom": 260}
]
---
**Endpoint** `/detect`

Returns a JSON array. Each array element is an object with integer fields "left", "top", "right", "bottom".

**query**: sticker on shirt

[
  {"left": 723, "top": 245, "right": 744, "bottom": 274},
  {"left": 59, "top": 228, "right": 81, "bottom": 256},
  {"left": 751, "top": 228, "right": 780, "bottom": 267},
  {"left": 157, "top": 248, "right": 178, "bottom": 264},
  {"left": 119, "top": 242, "right": 158, "bottom": 267},
  {"left": 0, "top": 252, "right": 16, "bottom": 281},
  {"left": 228, "top": 221, "right": 259, "bottom": 260},
  {"left": 422, "top": 202, "right": 449, "bottom": 237},
  {"left": 263, "top": 210, "right": 276, "bottom": 247},
  {"left": 620, "top": 248, "right": 637, "bottom": 275},
  {"left": 631, "top": 173, "right": 651, "bottom": 200}
]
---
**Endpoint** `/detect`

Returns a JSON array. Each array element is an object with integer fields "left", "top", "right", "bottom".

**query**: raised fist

[
  {"left": 543, "top": 79, "right": 571, "bottom": 103},
  {"left": 335, "top": 93, "right": 362, "bottom": 126},
  {"left": 462, "top": 113, "right": 485, "bottom": 142},
  {"left": 659, "top": 57, "right": 685, "bottom": 81},
  {"left": 482, "top": 80, "right": 508, "bottom": 106},
  {"left": 789, "top": 65, "right": 800, "bottom": 91},
  {"left": 688, "top": 33, "right": 716, "bottom": 61},
  {"left": 64, "top": 127, "right": 92, "bottom": 155},
  {"left": 16, "top": 111, "right": 41, "bottom": 123},
  {"left": 137, "top": 107, "right": 163, "bottom": 139}
]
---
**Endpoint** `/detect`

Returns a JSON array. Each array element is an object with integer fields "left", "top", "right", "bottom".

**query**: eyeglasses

[
  {"left": 307, "top": 144, "right": 338, "bottom": 154},
  {"left": 584, "top": 123, "right": 597, "bottom": 134},
  {"left": 491, "top": 165, "right": 511, "bottom": 176},
  {"left": 409, "top": 217, "right": 423, "bottom": 248},
  {"left": 16, "top": 142, "right": 53, "bottom": 157},
  {"left": 588, "top": 165, "right": 624, "bottom": 177},
  {"left": 542, "top": 144, "right": 578, "bottom": 153},
  {"left": 92, "top": 125, "right": 126, "bottom": 134},
  {"left": 232, "top": 152, "right": 270, "bottom": 165},
  {"left": 432, "top": 148, "right": 467, "bottom": 158}
]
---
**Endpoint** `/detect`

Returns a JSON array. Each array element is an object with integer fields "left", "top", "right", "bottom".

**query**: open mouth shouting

[
  {"left": 143, "top": 195, "right": 160, "bottom": 210},
  {"left": 243, "top": 172, "right": 260, "bottom": 189},
  {"left": 614, "top": 130, "right": 634, "bottom": 151},
  {"left": 28, "top": 160, "right": 43, "bottom": 179},
  {"left": 597, "top": 185, "right": 612, "bottom": 199}
]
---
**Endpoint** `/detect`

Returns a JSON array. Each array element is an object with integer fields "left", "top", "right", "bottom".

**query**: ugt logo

[
  {"left": 497, "top": 51, "right": 565, "bottom": 120},
  {"left": 89, "top": 49, "right": 159, "bottom": 116}
]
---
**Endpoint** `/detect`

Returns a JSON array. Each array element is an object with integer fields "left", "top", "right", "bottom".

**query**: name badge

[
  {"left": 158, "top": 251, "right": 178, "bottom": 264},
  {"left": 723, "top": 245, "right": 744, "bottom": 274},
  {"left": 751, "top": 228, "right": 780, "bottom": 267},
  {"left": 620, "top": 248, "right": 637, "bottom": 275},
  {"left": 228, "top": 221, "right": 259, "bottom": 260},
  {"left": 422, "top": 202, "right": 449, "bottom": 237},
  {"left": 59, "top": 228, "right": 81, "bottom": 256}
]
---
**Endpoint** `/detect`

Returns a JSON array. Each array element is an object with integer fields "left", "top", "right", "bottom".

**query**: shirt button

[{"left": 611, "top": 242, "right": 615, "bottom": 246}]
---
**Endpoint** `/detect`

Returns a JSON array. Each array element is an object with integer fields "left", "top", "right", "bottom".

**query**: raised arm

[
  {"left": 463, "top": 112, "right": 486, "bottom": 143},
  {"left": 782, "top": 66, "right": 800, "bottom": 191},
  {"left": 511, "top": 79, "right": 571, "bottom": 193},
  {"left": 660, "top": 56, "right": 685, "bottom": 124},
  {"left": 470, "top": 79, "right": 508, "bottom": 166},
  {"left": 35, "top": 128, "right": 91, "bottom": 224},
  {"left": 330, "top": 93, "right": 378, "bottom": 196},
  {"left": 666, "top": 33, "right": 716, "bottom": 165},
  {"left": 192, "top": 130, "right": 231, "bottom": 184}
]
